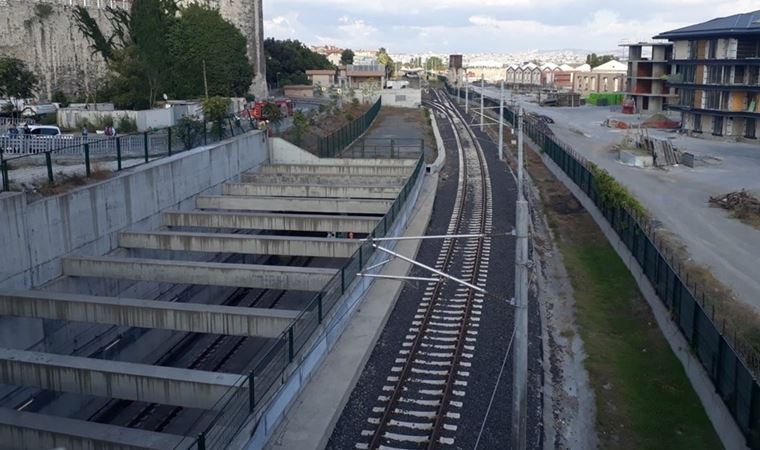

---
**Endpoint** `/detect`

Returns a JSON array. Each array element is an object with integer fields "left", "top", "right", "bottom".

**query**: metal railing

[
  {"left": 0, "top": 117, "right": 254, "bottom": 192},
  {"left": 317, "top": 98, "right": 381, "bottom": 158},
  {"left": 341, "top": 137, "right": 424, "bottom": 159},
  {"left": 442, "top": 79, "right": 760, "bottom": 449},
  {"left": 181, "top": 152, "right": 425, "bottom": 450}
]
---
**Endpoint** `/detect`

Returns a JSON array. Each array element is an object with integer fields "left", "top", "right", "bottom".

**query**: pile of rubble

[{"left": 709, "top": 190, "right": 760, "bottom": 220}]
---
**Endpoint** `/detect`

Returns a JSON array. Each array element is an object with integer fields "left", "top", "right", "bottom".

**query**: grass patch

[{"left": 559, "top": 237, "right": 723, "bottom": 450}]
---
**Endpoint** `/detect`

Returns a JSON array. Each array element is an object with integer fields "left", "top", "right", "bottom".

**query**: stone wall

[{"left": 0, "top": 0, "right": 113, "bottom": 99}]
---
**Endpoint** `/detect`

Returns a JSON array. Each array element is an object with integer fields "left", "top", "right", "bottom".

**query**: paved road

[{"left": 476, "top": 85, "right": 760, "bottom": 313}]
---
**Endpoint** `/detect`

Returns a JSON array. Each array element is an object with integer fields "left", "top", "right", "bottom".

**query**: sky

[{"left": 263, "top": 0, "right": 758, "bottom": 54}]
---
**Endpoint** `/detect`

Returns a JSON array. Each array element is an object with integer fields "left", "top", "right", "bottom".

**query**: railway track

[{"left": 357, "top": 89, "right": 493, "bottom": 450}]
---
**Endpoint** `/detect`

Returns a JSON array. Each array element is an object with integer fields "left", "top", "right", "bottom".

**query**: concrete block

[
  {"left": 260, "top": 164, "right": 412, "bottom": 177},
  {"left": 241, "top": 173, "right": 406, "bottom": 187},
  {"left": 222, "top": 183, "right": 401, "bottom": 199}
]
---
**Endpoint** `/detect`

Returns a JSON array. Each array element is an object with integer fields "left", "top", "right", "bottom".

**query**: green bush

[
  {"left": 175, "top": 116, "right": 205, "bottom": 149},
  {"left": 590, "top": 163, "right": 647, "bottom": 218},
  {"left": 202, "top": 96, "right": 230, "bottom": 138},
  {"left": 116, "top": 115, "right": 138, "bottom": 133}
]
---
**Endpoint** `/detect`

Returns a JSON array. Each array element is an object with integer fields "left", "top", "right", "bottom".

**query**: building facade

[
  {"left": 621, "top": 42, "right": 675, "bottom": 113},
  {"left": 655, "top": 10, "right": 760, "bottom": 138}
]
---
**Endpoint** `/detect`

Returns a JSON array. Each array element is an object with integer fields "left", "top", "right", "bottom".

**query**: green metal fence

[
  {"left": 0, "top": 116, "right": 252, "bottom": 192},
  {"left": 182, "top": 152, "right": 425, "bottom": 450},
  {"left": 442, "top": 79, "right": 760, "bottom": 448},
  {"left": 317, "top": 98, "right": 382, "bottom": 158}
]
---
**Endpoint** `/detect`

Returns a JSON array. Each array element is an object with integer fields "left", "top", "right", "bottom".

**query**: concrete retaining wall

[
  {"left": 427, "top": 108, "right": 446, "bottom": 173},
  {"left": 0, "top": 130, "right": 268, "bottom": 349},
  {"left": 381, "top": 88, "right": 422, "bottom": 108}
]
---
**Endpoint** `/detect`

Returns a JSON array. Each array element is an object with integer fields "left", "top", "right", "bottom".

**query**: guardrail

[
  {"left": 0, "top": 117, "right": 254, "bottom": 192},
  {"left": 442, "top": 80, "right": 760, "bottom": 448},
  {"left": 317, "top": 98, "right": 382, "bottom": 158},
  {"left": 178, "top": 152, "right": 425, "bottom": 450}
]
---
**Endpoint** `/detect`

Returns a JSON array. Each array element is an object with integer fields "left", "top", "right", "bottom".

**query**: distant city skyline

[{"left": 263, "top": 1, "right": 756, "bottom": 54}]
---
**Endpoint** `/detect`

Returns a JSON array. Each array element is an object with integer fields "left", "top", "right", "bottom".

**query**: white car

[{"left": 26, "top": 125, "right": 61, "bottom": 136}]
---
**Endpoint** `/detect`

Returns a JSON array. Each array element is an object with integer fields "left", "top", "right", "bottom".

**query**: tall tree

[
  {"left": 0, "top": 57, "right": 38, "bottom": 99},
  {"left": 168, "top": 5, "right": 252, "bottom": 98},
  {"left": 264, "top": 39, "right": 333, "bottom": 86},
  {"left": 340, "top": 49, "right": 355, "bottom": 65},
  {"left": 586, "top": 53, "right": 616, "bottom": 68},
  {"left": 425, "top": 56, "right": 444, "bottom": 71},
  {"left": 376, "top": 47, "right": 394, "bottom": 78}
]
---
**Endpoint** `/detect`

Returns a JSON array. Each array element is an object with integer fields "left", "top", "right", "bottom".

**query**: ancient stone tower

[{"left": 0, "top": 0, "right": 268, "bottom": 100}]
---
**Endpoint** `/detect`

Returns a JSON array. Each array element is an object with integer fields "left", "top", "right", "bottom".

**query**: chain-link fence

[
  {"left": 316, "top": 98, "right": 382, "bottom": 158},
  {"left": 442, "top": 79, "right": 760, "bottom": 448}
]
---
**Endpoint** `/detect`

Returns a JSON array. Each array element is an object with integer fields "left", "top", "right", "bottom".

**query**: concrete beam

[
  {"left": 241, "top": 173, "right": 406, "bottom": 187},
  {"left": 196, "top": 195, "right": 392, "bottom": 215},
  {"left": 284, "top": 158, "right": 417, "bottom": 167},
  {"left": 0, "top": 408, "right": 189, "bottom": 450},
  {"left": 120, "top": 231, "right": 359, "bottom": 258},
  {"left": 0, "top": 290, "right": 301, "bottom": 338},
  {"left": 0, "top": 348, "right": 244, "bottom": 410},
  {"left": 222, "top": 183, "right": 401, "bottom": 199},
  {"left": 162, "top": 211, "right": 379, "bottom": 234},
  {"left": 260, "top": 164, "right": 412, "bottom": 177},
  {"left": 62, "top": 256, "right": 336, "bottom": 292}
]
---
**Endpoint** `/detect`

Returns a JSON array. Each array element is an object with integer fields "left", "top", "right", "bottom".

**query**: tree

[
  {"left": 340, "top": 49, "right": 355, "bottom": 65},
  {"left": 376, "top": 47, "right": 394, "bottom": 78},
  {"left": 264, "top": 39, "right": 333, "bottom": 86},
  {"left": 168, "top": 5, "right": 252, "bottom": 98},
  {"left": 202, "top": 96, "right": 230, "bottom": 138},
  {"left": 586, "top": 53, "right": 616, "bottom": 68},
  {"left": 292, "top": 110, "right": 309, "bottom": 144},
  {"left": 425, "top": 56, "right": 444, "bottom": 71},
  {"left": 261, "top": 102, "right": 283, "bottom": 133},
  {"left": 0, "top": 57, "right": 39, "bottom": 99}
]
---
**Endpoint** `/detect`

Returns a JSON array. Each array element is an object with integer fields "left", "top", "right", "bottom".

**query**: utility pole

[
  {"left": 465, "top": 70, "right": 469, "bottom": 114},
  {"left": 202, "top": 60, "right": 209, "bottom": 99},
  {"left": 512, "top": 105, "right": 529, "bottom": 450},
  {"left": 498, "top": 80, "right": 505, "bottom": 161},
  {"left": 480, "top": 75, "right": 485, "bottom": 131}
]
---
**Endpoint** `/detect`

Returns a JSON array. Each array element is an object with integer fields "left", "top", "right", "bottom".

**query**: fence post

[
  {"left": 84, "top": 143, "right": 91, "bottom": 177},
  {"left": 390, "top": 139, "right": 395, "bottom": 159},
  {"left": 203, "top": 120, "right": 208, "bottom": 146},
  {"left": 167, "top": 127, "right": 172, "bottom": 156},
  {"left": 197, "top": 432, "right": 206, "bottom": 450},
  {"left": 45, "top": 152, "right": 53, "bottom": 184},
  {"left": 1, "top": 159, "right": 9, "bottom": 191},
  {"left": 116, "top": 137, "right": 122, "bottom": 171},
  {"left": 359, "top": 244, "right": 363, "bottom": 268},
  {"left": 288, "top": 327, "right": 295, "bottom": 362},
  {"left": 318, "top": 292, "right": 323, "bottom": 324},
  {"left": 248, "top": 370, "right": 255, "bottom": 413},
  {"left": 143, "top": 131, "right": 149, "bottom": 163},
  {"left": 340, "top": 267, "right": 345, "bottom": 294}
]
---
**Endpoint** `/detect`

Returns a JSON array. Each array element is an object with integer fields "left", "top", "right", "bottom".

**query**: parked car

[{"left": 27, "top": 125, "right": 61, "bottom": 136}]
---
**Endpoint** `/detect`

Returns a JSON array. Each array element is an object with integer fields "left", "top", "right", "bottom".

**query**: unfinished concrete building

[
  {"left": 621, "top": 42, "right": 676, "bottom": 113},
  {"left": 655, "top": 10, "right": 760, "bottom": 138}
]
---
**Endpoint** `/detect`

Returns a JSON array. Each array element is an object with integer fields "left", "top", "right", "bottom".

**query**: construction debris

[
  {"left": 634, "top": 131, "right": 679, "bottom": 166},
  {"left": 709, "top": 191, "right": 760, "bottom": 219}
]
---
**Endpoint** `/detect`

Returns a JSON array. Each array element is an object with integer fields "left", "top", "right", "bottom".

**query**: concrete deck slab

[
  {"left": 62, "top": 256, "right": 336, "bottom": 292},
  {"left": 259, "top": 164, "right": 412, "bottom": 177},
  {"left": 119, "top": 231, "right": 360, "bottom": 258},
  {"left": 241, "top": 173, "right": 406, "bottom": 187},
  {"left": 263, "top": 174, "right": 438, "bottom": 450},
  {"left": 0, "top": 290, "right": 301, "bottom": 338},
  {"left": 222, "top": 183, "right": 401, "bottom": 199},
  {"left": 196, "top": 195, "right": 392, "bottom": 215},
  {"left": 0, "top": 408, "right": 190, "bottom": 450},
  {"left": 162, "top": 211, "right": 379, "bottom": 234},
  {"left": 0, "top": 348, "right": 244, "bottom": 410}
]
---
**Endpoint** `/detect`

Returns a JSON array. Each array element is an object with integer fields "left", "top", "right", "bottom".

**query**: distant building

[
  {"left": 342, "top": 64, "right": 387, "bottom": 90},
  {"left": 306, "top": 69, "right": 337, "bottom": 88},
  {"left": 654, "top": 9, "right": 760, "bottom": 138},
  {"left": 621, "top": 42, "right": 675, "bottom": 113},
  {"left": 448, "top": 54, "right": 465, "bottom": 86}
]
